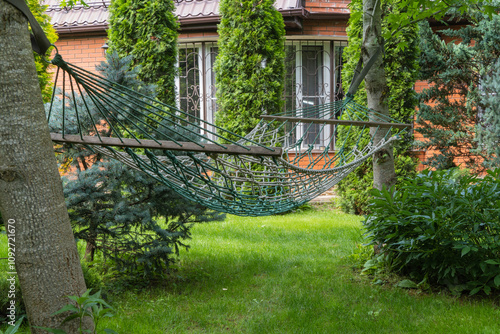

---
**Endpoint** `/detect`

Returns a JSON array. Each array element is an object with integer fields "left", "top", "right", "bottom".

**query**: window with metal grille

[{"left": 177, "top": 39, "right": 347, "bottom": 146}]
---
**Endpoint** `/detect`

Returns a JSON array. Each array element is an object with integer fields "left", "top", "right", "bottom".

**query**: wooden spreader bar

[
  {"left": 260, "top": 115, "right": 412, "bottom": 130},
  {"left": 50, "top": 133, "right": 282, "bottom": 157}
]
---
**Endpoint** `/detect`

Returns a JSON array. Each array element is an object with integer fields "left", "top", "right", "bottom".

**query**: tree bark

[
  {"left": 0, "top": 2, "right": 92, "bottom": 332},
  {"left": 363, "top": 0, "right": 396, "bottom": 190}
]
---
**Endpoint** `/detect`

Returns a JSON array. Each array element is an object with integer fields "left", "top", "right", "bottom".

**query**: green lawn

[{"left": 3, "top": 208, "right": 500, "bottom": 333}]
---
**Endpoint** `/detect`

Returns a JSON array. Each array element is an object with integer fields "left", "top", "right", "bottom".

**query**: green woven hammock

[
  {"left": 44, "top": 52, "right": 409, "bottom": 216},
  {"left": 9, "top": 0, "right": 409, "bottom": 216}
]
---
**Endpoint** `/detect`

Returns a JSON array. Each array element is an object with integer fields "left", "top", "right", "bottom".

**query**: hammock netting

[{"left": 46, "top": 54, "right": 408, "bottom": 216}]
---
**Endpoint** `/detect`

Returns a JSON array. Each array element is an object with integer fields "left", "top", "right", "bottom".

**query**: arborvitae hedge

[
  {"left": 215, "top": 0, "right": 285, "bottom": 140},
  {"left": 337, "top": 0, "right": 419, "bottom": 214},
  {"left": 108, "top": 0, "right": 178, "bottom": 106}
]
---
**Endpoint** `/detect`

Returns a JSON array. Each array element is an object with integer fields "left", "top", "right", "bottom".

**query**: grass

[{"left": 2, "top": 207, "right": 500, "bottom": 333}]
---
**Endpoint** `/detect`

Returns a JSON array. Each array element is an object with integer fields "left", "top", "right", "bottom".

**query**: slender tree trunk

[
  {"left": 363, "top": 0, "right": 396, "bottom": 190},
  {"left": 0, "top": 2, "right": 92, "bottom": 332}
]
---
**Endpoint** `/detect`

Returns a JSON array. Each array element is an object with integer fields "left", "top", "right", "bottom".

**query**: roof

[
  {"left": 176, "top": 0, "right": 303, "bottom": 20},
  {"left": 44, "top": 0, "right": 307, "bottom": 34},
  {"left": 43, "top": 0, "right": 109, "bottom": 34}
]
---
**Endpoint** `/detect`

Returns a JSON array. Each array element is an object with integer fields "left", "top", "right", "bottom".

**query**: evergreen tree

[
  {"left": 416, "top": 9, "right": 500, "bottom": 173},
  {"left": 108, "top": 0, "right": 178, "bottom": 106},
  {"left": 478, "top": 60, "right": 500, "bottom": 167},
  {"left": 48, "top": 52, "right": 225, "bottom": 276},
  {"left": 337, "top": 0, "right": 420, "bottom": 214},
  {"left": 215, "top": 0, "right": 285, "bottom": 140}
]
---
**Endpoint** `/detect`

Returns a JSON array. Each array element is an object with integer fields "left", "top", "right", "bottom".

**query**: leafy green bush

[
  {"left": 0, "top": 273, "right": 24, "bottom": 321},
  {"left": 364, "top": 168, "right": 500, "bottom": 295}
]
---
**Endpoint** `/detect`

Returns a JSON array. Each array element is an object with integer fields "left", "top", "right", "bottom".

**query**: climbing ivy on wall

[
  {"left": 214, "top": 0, "right": 285, "bottom": 140},
  {"left": 108, "top": 0, "right": 178, "bottom": 106},
  {"left": 337, "top": 0, "right": 420, "bottom": 214}
]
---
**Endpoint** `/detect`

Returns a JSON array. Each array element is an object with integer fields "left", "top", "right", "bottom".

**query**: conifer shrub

[
  {"left": 364, "top": 168, "right": 500, "bottom": 295},
  {"left": 416, "top": 8, "right": 500, "bottom": 173},
  {"left": 108, "top": 0, "right": 178, "bottom": 105},
  {"left": 215, "top": 0, "right": 285, "bottom": 140},
  {"left": 48, "top": 52, "right": 225, "bottom": 278},
  {"left": 477, "top": 60, "right": 500, "bottom": 168}
]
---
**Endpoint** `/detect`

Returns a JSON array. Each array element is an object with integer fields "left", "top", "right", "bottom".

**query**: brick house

[
  {"left": 48, "top": 0, "right": 466, "bottom": 171},
  {"left": 45, "top": 0, "right": 351, "bottom": 152}
]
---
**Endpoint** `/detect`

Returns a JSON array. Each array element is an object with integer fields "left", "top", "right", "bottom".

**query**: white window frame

[
  {"left": 292, "top": 41, "right": 331, "bottom": 149},
  {"left": 176, "top": 42, "right": 218, "bottom": 139}
]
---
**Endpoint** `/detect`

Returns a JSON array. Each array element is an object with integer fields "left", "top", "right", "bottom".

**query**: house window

[
  {"left": 284, "top": 40, "right": 347, "bottom": 148},
  {"left": 177, "top": 42, "right": 218, "bottom": 137},
  {"left": 176, "top": 40, "right": 347, "bottom": 146}
]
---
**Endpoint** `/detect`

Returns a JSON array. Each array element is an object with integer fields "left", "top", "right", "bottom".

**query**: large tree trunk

[
  {"left": 363, "top": 0, "right": 396, "bottom": 190},
  {"left": 0, "top": 2, "right": 92, "bottom": 332}
]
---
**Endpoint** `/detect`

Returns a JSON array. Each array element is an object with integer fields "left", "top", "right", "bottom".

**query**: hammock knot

[{"left": 51, "top": 53, "right": 74, "bottom": 76}]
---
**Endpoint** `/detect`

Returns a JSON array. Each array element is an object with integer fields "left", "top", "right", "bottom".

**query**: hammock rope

[
  {"left": 9, "top": 0, "right": 411, "bottom": 216},
  {"left": 44, "top": 53, "right": 409, "bottom": 216}
]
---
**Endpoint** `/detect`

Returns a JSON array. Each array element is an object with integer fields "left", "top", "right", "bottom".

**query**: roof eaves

[
  {"left": 177, "top": 7, "right": 309, "bottom": 26},
  {"left": 54, "top": 23, "right": 108, "bottom": 34}
]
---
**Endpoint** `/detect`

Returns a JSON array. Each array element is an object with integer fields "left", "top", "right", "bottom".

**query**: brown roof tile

[
  {"left": 44, "top": 0, "right": 307, "bottom": 33},
  {"left": 44, "top": 0, "right": 109, "bottom": 33},
  {"left": 175, "top": 0, "right": 303, "bottom": 19}
]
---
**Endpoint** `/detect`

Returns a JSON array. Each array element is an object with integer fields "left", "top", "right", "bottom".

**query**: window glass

[
  {"left": 178, "top": 47, "right": 201, "bottom": 125},
  {"left": 177, "top": 40, "right": 346, "bottom": 147}
]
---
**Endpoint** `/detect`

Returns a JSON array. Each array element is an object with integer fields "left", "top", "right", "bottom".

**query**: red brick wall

[
  {"left": 288, "top": 19, "right": 348, "bottom": 37},
  {"left": 305, "top": 0, "right": 350, "bottom": 14},
  {"left": 53, "top": 35, "right": 107, "bottom": 74}
]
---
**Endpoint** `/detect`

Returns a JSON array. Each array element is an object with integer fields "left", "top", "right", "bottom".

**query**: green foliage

[
  {"left": 0, "top": 259, "right": 104, "bottom": 327},
  {"left": 337, "top": 0, "right": 419, "bottom": 214},
  {"left": 477, "top": 60, "right": 500, "bottom": 168},
  {"left": 416, "top": 8, "right": 500, "bottom": 173},
  {"left": 364, "top": 168, "right": 500, "bottom": 295},
  {"left": 0, "top": 316, "right": 25, "bottom": 334},
  {"left": 108, "top": 0, "right": 178, "bottom": 105},
  {"left": 28, "top": 0, "right": 58, "bottom": 102},
  {"left": 0, "top": 274, "right": 24, "bottom": 324},
  {"left": 64, "top": 160, "right": 224, "bottom": 276},
  {"left": 215, "top": 0, "right": 285, "bottom": 140},
  {"left": 380, "top": 0, "right": 497, "bottom": 50},
  {"left": 48, "top": 52, "right": 225, "bottom": 277},
  {"left": 81, "top": 261, "right": 105, "bottom": 292},
  {"left": 58, "top": 0, "right": 87, "bottom": 7},
  {"left": 35, "top": 289, "right": 117, "bottom": 334}
]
